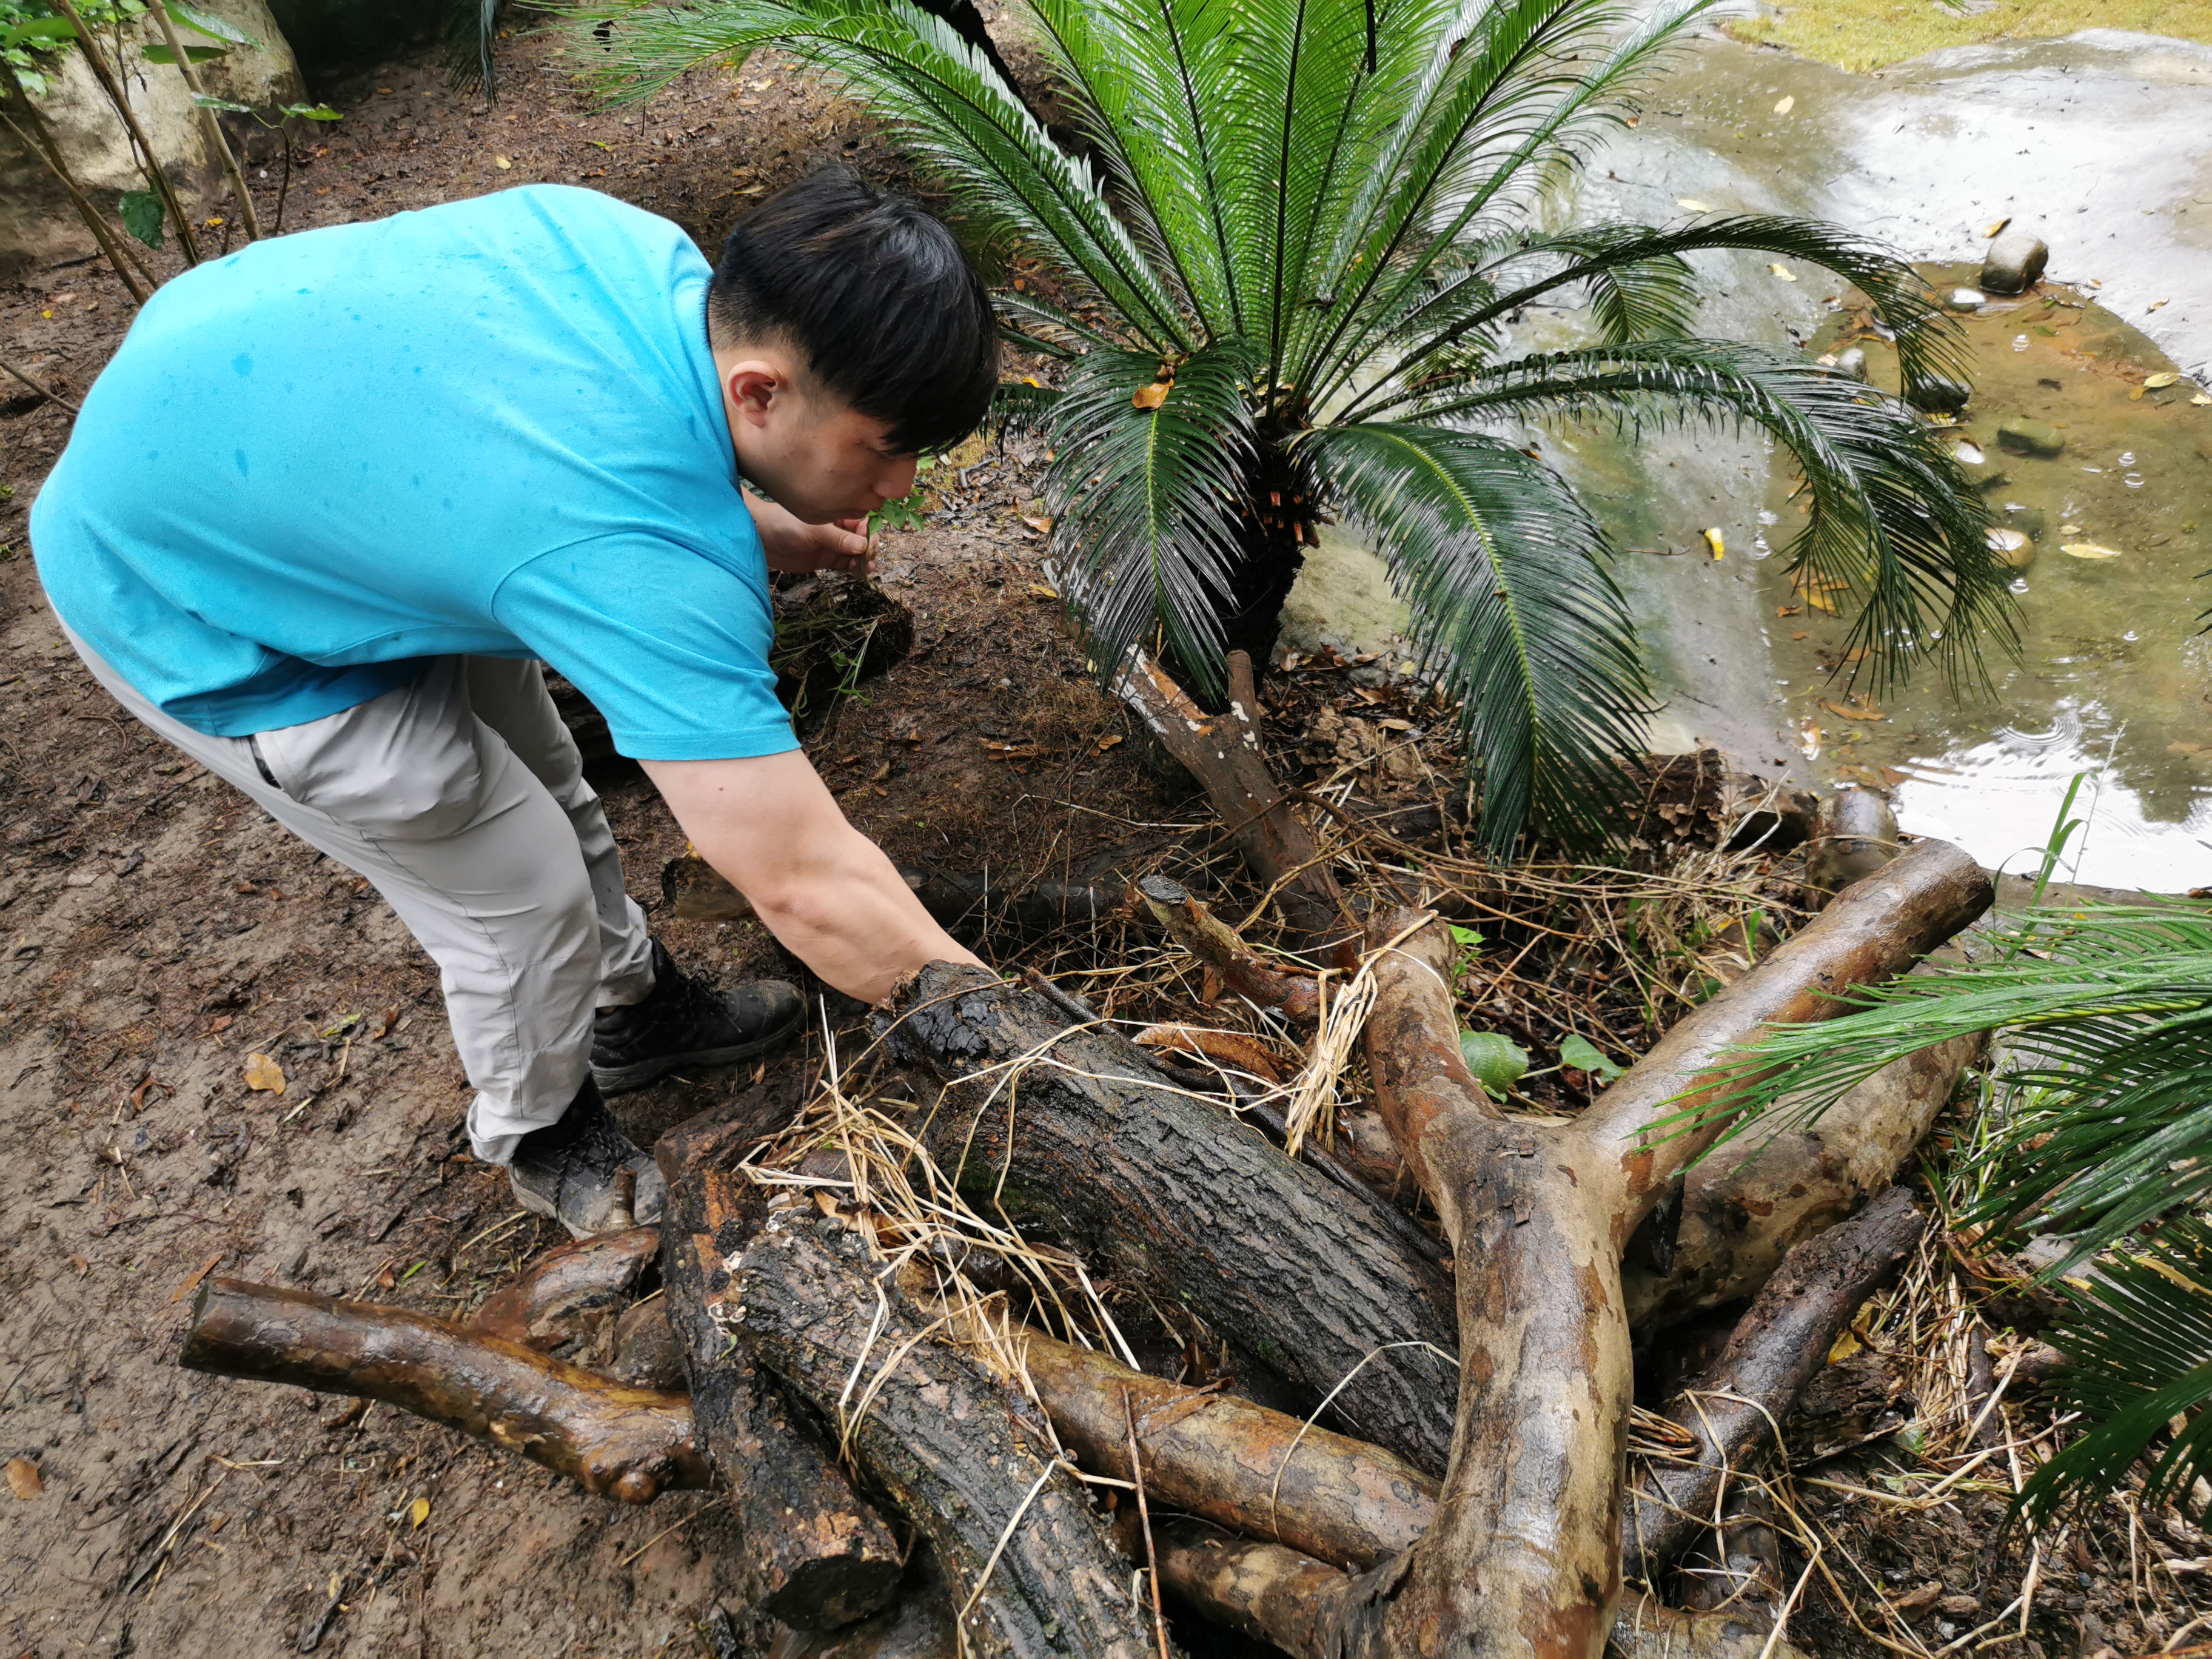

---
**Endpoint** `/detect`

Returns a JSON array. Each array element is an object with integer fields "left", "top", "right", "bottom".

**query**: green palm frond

[
  {"left": 576, "top": 0, "right": 1191, "bottom": 350},
  {"left": 1044, "top": 343, "right": 1260, "bottom": 695},
  {"left": 1357, "top": 215, "right": 1969, "bottom": 397},
  {"left": 1416, "top": 340, "right": 2016, "bottom": 696},
  {"left": 2021, "top": 1217, "right": 2212, "bottom": 1529},
  {"left": 1301, "top": 421, "right": 1648, "bottom": 853}
]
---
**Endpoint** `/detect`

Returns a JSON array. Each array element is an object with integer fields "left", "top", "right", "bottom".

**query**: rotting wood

[
  {"left": 179, "top": 1278, "right": 707, "bottom": 1502},
  {"left": 1113, "top": 648, "right": 1350, "bottom": 953},
  {"left": 732, "top": 1213, "right": 1164, "bottom": 1659},
  {"left": 1144, "top": 1525, "right": 1814, "bottom": 1659},
  {"left": 471, "top": 1226, "right": 659, "bottom": 1353},
  {"left": 654, "top": 1079, "right": 803, "bottom": 1179},
  {"left": 1132, "top": 876, "right": 1322, "bottom": 1021},
  {"left": 879, "top": 965, "right": 1458, "bottom": 1473},
  {"left": 1622, "top": 1185, "right": 1928, "bottom": 1587},
  {"left": 660, "top": 1162, "right": 903, "bottom": 1629},
  {"left": 1324, "top": 838, "right": 1989, "bottom": 1659},
  {"left": 1623, "top": 1019, "right": 1979, "bottom": 1330}
]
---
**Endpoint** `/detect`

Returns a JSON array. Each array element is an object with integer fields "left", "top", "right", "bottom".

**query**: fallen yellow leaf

[
  {"left": 1769, "top": 263, "right": 1797, "bottom": 281},
  {"left": 243, "top": 1052, "right": 286, "bottom": 1094},
  {"left": 170, "top": 1252, "right": 223, "bottom": 1304},
  {"left": 1131, "top": 381, "right": 1170, "bottom": 411},
  {"left": 2061, "top": 541, "right": 2123, "bottom": 560},
  {"left": 2148, "top": 298, "right": 2170, "bottom": 312},
  {"left": 2194, "top": 392, "right": 2212, "bottom": 406},
  {"left": 1702, "top": 527, "right": 1725, "bottom": 559},
  {"left": 494, "top": 155, "right": 512, "bottom": 170},
  {"left": 1805, "top": 590, "right": 1838, "bottom": 614},
  {"left": 1772, "top": 95, "right": 1795, "bottom": 115},
  {"left": 1676, "top": 198, "right": 1712, "bottom": 212},
  {"left": 1982, "top": 216, "right": 2011, "bottom": 238},
  {"left": 1822, "top": 699, "right": 1885, "bottom": 722},
  {"left": 1020, "top": 515, "right": 1054, "bottom": 535},
  {"left": 2144, "top": 372, "right": 2178, "bottom": 388},
  {"left": 5, "top": 1457, "right": 40, "bottom": 1500},
  {"left": 1826, "top": 1329, "right": 1862, "bottom": 1364},
  {"left": 409, "top": 1496, "right": 431, "bottom": 1529},
  {"left": 1027, "top": 582, "right": 1060, "bottom": 599}
]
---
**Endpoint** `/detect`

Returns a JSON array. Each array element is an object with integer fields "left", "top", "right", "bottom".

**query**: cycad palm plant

[
  {"left": 1699, "top": 902, "right": 2212, "bottom": 1527},
  {"left": 583, "top": 0, "right": 2014, "bottom": 852}
]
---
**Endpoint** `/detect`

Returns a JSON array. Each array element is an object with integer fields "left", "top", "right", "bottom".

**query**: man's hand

[
  {"left": 745, "top": 488, "right": 874, "bottom": 575},
  {"left": 642, "top": 751, "right": 982, "bottom": 1005}
]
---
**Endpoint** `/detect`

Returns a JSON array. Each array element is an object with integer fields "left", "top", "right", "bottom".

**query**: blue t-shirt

[{"left": 31, "top": 185, "right": 796, "bottom": 762}]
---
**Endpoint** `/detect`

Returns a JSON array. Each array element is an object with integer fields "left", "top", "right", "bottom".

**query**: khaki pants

[{"left": 60, "top": 621, "right": 655, "bottom": 1163}]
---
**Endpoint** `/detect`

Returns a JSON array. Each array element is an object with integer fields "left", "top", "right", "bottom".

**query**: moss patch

[{"left": 1725, "top": 0, "right": 2212, "bottom": 72}]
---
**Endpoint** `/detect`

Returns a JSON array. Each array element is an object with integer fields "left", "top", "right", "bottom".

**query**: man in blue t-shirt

[{"left": 30, "top": 168, "right": 999, "bottom": 1236}]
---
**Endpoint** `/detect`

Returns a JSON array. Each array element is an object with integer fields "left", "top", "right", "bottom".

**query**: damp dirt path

[{"left": 0, "top": 21, "right": 1176, "bottom": 1659}]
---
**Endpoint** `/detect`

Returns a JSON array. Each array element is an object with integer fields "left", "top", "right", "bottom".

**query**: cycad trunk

[{"left": 1194, "top": 440, "right": 1311, "bottom": 686}]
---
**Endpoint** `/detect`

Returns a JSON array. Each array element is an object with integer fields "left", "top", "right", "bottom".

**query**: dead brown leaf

[
  {"left": 243, "top": 1052, "right": 286, "bottom": 1094},
  {"left": 1131, "top": 381, "right": 1170, "bottom": 411},
  {"left": 6, "top": 1457, "right": 41, "bottom": 1500}
]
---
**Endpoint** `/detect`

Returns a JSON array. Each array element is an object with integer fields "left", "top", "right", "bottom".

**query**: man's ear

[{"left": 723, "top": 363, "right": 784, "bottom": 431}]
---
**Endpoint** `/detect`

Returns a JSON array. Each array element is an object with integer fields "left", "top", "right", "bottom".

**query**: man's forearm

[
  {"left": 742, "top": 831, "right": 982, "bottom": 1005},
  {"left": 642, "top": 752, "right": 984, "bottom": 1005}
]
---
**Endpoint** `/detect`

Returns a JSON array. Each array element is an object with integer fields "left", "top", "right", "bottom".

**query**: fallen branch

[
  {"left": 1333, "top": 839, "right": 1989, "bottom": 1659},
  {"left": 660, "top": 1163, "right": 903, "bottom": 1629},
  {"left": 880, "top": 967, "right": 1458, "bottom": 1473},
  {"left": 1114, "top": 648, "right": 1350, "bottom": 953},
  {"left": 732, "top": 1214, "right": 1163, "bottom": 1659},
  {"left": 1621, "top": 1185, "right": 1929, "bottom": 1585},
  {"left": 179, "top": 1279, "right": 708, "bottom": 1502},
  {"left": 1623, "top": 1017, "right": 1979, "bottom": 1331}
]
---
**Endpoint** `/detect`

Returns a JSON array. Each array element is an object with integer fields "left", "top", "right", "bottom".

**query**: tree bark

[
  {"left": 179, "top": 1278, "right": 708, "bottom": 1502},
  {"left": 880, "top": 965, "right": 1458, "bottom": 1473},
  {"left": 1622, "top": 1021, "right": 1978, "bottom": 1330},
  {"left": 1113, "top": 649, "right": 1349, "bottom": 953},
  {"left": 732, "top": 1215, "right": 1164, "bottom": 1659},
  {"left": 660, "top": 1164, "right": 905, "bottom": 1629},
  {"left": 1002, "top": 1325, "right": 1436, "bottom": 1570},
  {"left": 1621, "top": 1185, "right": 1927, "bottom": 1586},
  {"left": 471, "top": 1226, "right": 660, "bottom": 1353},
  {"left": 1334, "top": 839, "right": 1989, "bottom": 1659}
]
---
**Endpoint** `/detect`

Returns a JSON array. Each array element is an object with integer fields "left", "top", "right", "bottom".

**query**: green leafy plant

[
  {"left": 1557, "top": 1032, "right": 1624, "bottom": 1083},
  {"left": 580, "top": 0, "right": 2014, "bottom": 853},
  {"left": 1459, "top": 1030, "right": 1530, "bottom": 1098}
]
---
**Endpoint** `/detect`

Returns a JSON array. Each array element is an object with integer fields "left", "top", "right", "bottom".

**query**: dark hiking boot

[
  {"left": 508, "top": 1078, "right": 666, "bottom": 1238},
  {"left": 591, "top": 939, "right": 802, "bottom": 1096}
]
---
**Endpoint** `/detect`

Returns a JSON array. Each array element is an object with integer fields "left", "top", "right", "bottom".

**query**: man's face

[{"left": 716, "top": 339, "right": 919, "bottom": 525}]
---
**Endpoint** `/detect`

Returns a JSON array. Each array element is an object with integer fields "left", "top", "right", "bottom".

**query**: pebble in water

[{"left": 1997, "top": 417, "right": 2065, "bottom": 458}]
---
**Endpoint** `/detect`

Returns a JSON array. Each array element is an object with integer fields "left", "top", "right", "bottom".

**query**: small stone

[
  {"left": 2002, "top": 501, "right": 2048, "bottom": 541},
  {"left": 1982, "top": 228, "right": 2049, "bottom": 295},
  {"left": 1949, "top": 287, "right": 1986, "bottom": 310},
  {"left": 1985, "top": 527, "right": 2035, "bottom": 571},
  {"left": 1833, "top": 345, "right": 1869, "bottom": 382},
  {"left": 1960, "top": 458, "right": 2012, "bottom": 492},
  {"left": 1997, "top": 417, "right": 2065, "bottom": 458}
]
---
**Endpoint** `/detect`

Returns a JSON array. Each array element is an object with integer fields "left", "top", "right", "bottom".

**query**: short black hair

[{"left": 708, "top": 165, "right": 999, "bottom": 455}]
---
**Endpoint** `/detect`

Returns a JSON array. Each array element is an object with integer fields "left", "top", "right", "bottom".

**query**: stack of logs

[{"left": 179, "top": 651, "right": 1985, "bottom": 1659}]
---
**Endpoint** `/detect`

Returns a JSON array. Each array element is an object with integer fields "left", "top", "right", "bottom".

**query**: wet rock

[
  {"left": 1997, "top": 417, "right": 2065, "bottom": 458},
  {"left": 1805, "top": 786, "right": 1899, "bottom": 896},
  {"left": 1834, "top": 346, "right": 1869, "bottom": 382},
  {"left": 1985, "top": 527, "right": 2035, "bottom": 572},
  {"left": 1960, "top": 458, "right": 2012, "bottom": 492},
  {"left": 1999, "top": 501, "right": 2047, "bottom": 541},
  {"left": 1948, "top": 287, "right": 1987, "bottom": 311},
  {"left": 1980, "top": 229, "right": 2049, "bottom": 296}
]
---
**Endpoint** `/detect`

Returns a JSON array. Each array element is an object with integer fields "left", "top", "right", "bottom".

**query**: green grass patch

[{"left": 1726, "top": 0, "right": 2212, "bottom": 72}]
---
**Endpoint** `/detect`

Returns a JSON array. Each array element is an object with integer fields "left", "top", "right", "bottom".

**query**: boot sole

[{"left": 590, "top": 1008, "right": 804, "bottom": 1096}]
